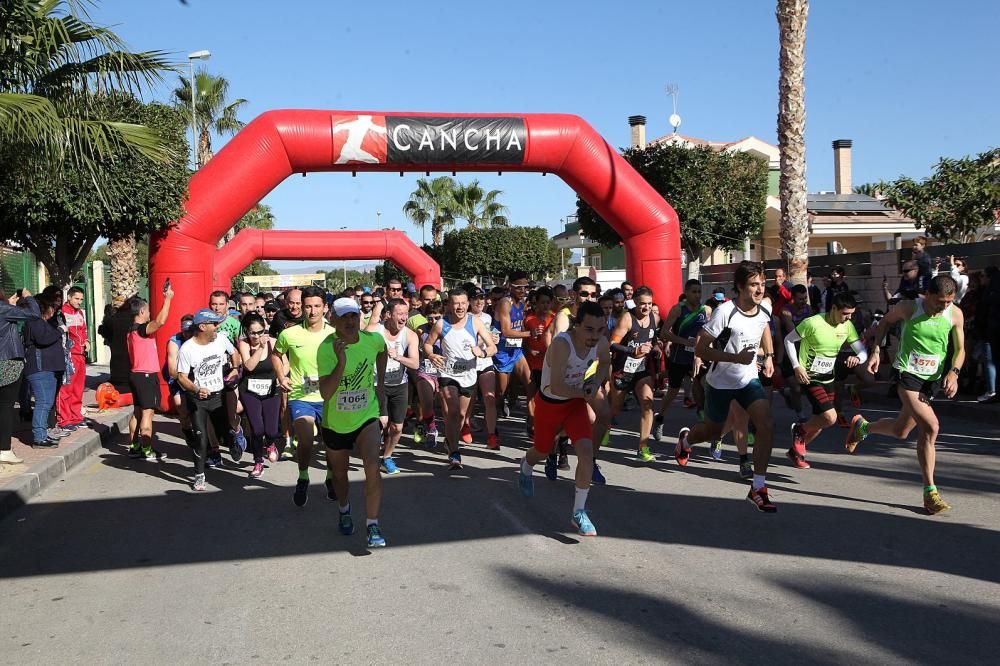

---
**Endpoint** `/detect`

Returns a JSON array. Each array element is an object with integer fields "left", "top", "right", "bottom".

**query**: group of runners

[{"left": 124, "top": 260, "right": 963, "bottom": 547}]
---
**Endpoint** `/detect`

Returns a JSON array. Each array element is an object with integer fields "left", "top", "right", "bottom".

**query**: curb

[{"left": 0, "top": 409, "right": 132, "bottom": 522}]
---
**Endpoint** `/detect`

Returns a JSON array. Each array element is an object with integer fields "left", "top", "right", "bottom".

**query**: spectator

[
  {"left": 806, "top": 273, "right": 822, "bottom": 313},
  {"left": 824, "top": 266, "right": 850, "bottom": 312},
  {"left": 57, "top": 286, "right": 89, "bottom": 431},
  {"left": 23, "top": 294, "right": 65, "bottom": 447},
  {"left": 936, "top": 254, "right": 969, "bottom": 303},
  {"left": 0, "top": 288, "right": 41, "bottom": 464},
  {"left": 912, "top": 236, "right": 933, "bottom": 292},
  {"left": 883, "top": 261, "right": 921, "bottom": 305},
  {"left": 985, "top": 265, "right": 1000, "bottom": 404},
  {"left": 770, "top": 267, "right": 793, "bottom": 314}
]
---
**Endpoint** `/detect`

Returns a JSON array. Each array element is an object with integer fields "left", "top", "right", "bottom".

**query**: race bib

[
  {"left": 505, "top": 337, "right": 523, "bottom": 349},
  {"left": 337, "top": 390, "right": 368, "bottom": 412},
  {"left": 448, "top": 357, "right": 476, "bottom": 373},
  {"left": 683, "top": 345, "right": 696, "bottom": 353},
  {"left": 384, "top": 359, "right": 403, "bottom": 385},
  {"left": 566, "top": 370, "right": 586, "bottom": 388},
  {"left": 421, "top": 359, "right": 438, "bottom": 375},
  {"left": 247, "top": 378, "right": 273, "bottom": 396},
  {"left": 302, "top": 375, "right": 320, "bottom": 395},
  {"left": 623, "top": 356, "right": 646, "bottom": 374},
  {"left": 199, "top": 375, "right": 223, "bottom": 393},
  {"left": 907, "top": 352, "right": 940, "bottom": 376},
  {"left": 809, "top": 355, "right": 836, "bottom": 375}
]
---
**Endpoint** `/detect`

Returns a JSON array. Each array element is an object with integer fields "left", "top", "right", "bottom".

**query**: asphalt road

[{"left": 1, "top": 395, "right": 998, "bottom": 665}]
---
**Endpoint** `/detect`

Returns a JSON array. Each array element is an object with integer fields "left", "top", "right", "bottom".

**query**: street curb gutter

[{"left": 0, "top": 409, "right": 132, "bottom": 522}]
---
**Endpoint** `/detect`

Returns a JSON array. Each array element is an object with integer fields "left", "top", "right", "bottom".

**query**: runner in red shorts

[{"left": 517, "top": 301, "right": 611, "bottom": 536}]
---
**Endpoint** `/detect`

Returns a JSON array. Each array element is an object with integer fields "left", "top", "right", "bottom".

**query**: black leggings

[
  {"left": 0, "top": 374, "right": 22, "bottom": 453},
  {"left": 189, "top": 393, "right": 231, "bottom": 475},
  {"left": 239, "top": 388, "right": 281, "bottom": 462}
]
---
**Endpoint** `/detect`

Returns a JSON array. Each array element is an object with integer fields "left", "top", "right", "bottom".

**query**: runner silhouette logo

[{"left": 331, "top": 114, "right": 388, "bottom": 164}]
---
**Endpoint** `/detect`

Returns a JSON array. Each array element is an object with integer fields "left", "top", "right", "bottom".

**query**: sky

[{"left": 92, "top": 0, "right": 999, "bottom": 271}]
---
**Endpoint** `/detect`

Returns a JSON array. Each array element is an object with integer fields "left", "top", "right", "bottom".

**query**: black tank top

[
  {"left": 241, "top": 343, "right": 276, "bottom": 395},
  {"left": 613, "top": 312, "right": 658, "bottom": 373}
]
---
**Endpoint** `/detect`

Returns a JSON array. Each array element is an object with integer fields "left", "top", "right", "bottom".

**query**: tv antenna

[{"left": 665, "top": 84, "right": 681, "bottom": 134}]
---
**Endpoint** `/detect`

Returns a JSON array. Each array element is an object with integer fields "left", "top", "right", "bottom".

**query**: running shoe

[
  {"left": 48, "top": 427, "right": 68, "bottom": 439},
  {"left": 849, "top": 384, "right": 862, "bottom": 408},
  {"left": 683, "top": 397, "right": 694, "bottom": 408},
  {"left": 425, "top": 424, "right": 439, "bottom": 450},
  {"left": 128, "top": 443, "right": 142, "bottom": 458},
  {"left": 845, "top": 414, "right": 868, "bottom": 454},
  {"left": 339, "top": 510, "right": 355, "bottom": 535},
  {"left": 638, "top": 445, "right": 656, "bottom": 463},
  {"left": 381, "top": 457, "right": 400, "bottom": 475},
  {"left": 60, "top": 423, "right": 79, "bottom": 432},
  {"left": 192, "top": 474, "right": 206, "bottom": 492},
  {"left": 710, "top": 440, "right": 723, "bottom": 461},
  {"left": 923, "top": 490, "right": 951, "bottom": 515},
  {"left": 558, "top": 452, "right": 571, "bottom": 471},
  {"left": 367, "top": 524, "right": 386, "bottom": 548},
  {"left": 572, "top": 509, "right": 597, "bottom": 537},
  {"left": 747, "top": 486, "right": 777, "bottom": 513},
  {"left": 293, "top": 478, "right": 309, "bottom": 507},
  {"left": 486, "top": 433, "right": 500, "bottom": 450},
  {"left": 545, "top": 454, "right": 558, "bottom": 480},
  {"left": 413, "top": 422, "right": 425, "bottom": 445},
  {"left": 501, "top": 402, "right": 511, "bottom": 418},
  {"left": 790, "top": 422, "right": 807, "bottom": 457},
  {"left": 206, "top": 451, "right": 223, "bottom": 468},
  {"left": 230, "top": 427, "right": 247, "bottom": 462},
  {"left": 592, "top": 462, "right": 607, "bottom": 485},
  {"left": 675, "top": 427, "right": 691, "bottom": 466},
  {"left": 448, "top": 451, "right": 463, "bottom": 470},
  {"left": 738, "top": 459, "right": 753, "bottom": 481},
  {"left": 325, "top": 478, "right": 337, "bottom": 501},
  {"left": 280, "top": 442, "right": 296, "bottom": 461},
  {"left": 461, "top": 423, "right": 473, "bottom": 444},
  {"left": 142, "top": 447, "right": 158, "bottom": 461},
  {"left": 249, "top": 462, "right": 264, "bottom": 479},
  {"left": 518, "top": 460, "right": 534, "bottom": 497},
  {"left": 837, "top": 414, "right": 850, "bottom": 428},
  {"left": 786, "top": 449, "right": 811, "bottom": 469},
  {"left": 266, "top": 444, "right": 279, "bottom": 463},
  {"left": 652, "top": 415, "right": 664, "bottom": 442},
  {"left": 977, "top": 392, "right": 996, "bottom": 403}
]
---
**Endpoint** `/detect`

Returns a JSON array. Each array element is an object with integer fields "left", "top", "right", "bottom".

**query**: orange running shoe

[
  {"left": 486, "top": 434, "right": 500, "bottom": 450},
  {"left": 461, "top": 423, "right": 473, "bottom": 444}
]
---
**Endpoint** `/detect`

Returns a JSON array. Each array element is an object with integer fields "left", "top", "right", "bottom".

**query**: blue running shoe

[
  {"left": 339, "top": 510, "right": 354, "bottom": 535},
  {"left": 367, "top": 523, "right": 386, "bottom": 548},
  {"left": 206, "top": 451, "right": 223, "bottom": 468},
  {"left": 572, "top": 509, "right": 597, "bottom": 536},
  {"left": 448, "top": 451, "right": 462, "bottom": 469},
  {"left": 592, "top": 462, "right": 606, "bottom": 485},
  {"left": 230, "top": 427, "right": 247, "bottom": 462},
  {"left": 518, "top": 460, "right": 534, "bottom": 497},
  {"left": 293, "top": 478, "right": 309, "bottom": 507},
  {"left": 381, "top": 457, "right": 400, "bottom": 475},
  {"left": 545, "top": 454, "right": 558, "bottom": 480}
]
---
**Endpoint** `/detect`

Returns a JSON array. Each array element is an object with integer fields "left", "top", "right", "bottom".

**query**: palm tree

[
  {"left": 776, "top": 0, "right": 809, "bottom": 285},
  {"left": 453, "top": 180, "right": 510, "bottom": 228},
  {"left": 403, "top": 177, "right": 458, "bottom": 246},
  {"left": 172, "top": 71, "right": 246, "bottom": 167},
  {"left": 0, "top": 0, "right": 174, "bottom": 170}
]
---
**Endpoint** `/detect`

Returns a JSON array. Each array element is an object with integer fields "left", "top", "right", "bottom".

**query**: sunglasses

[
  {"left": 248, "top": 330, "right": 264, "bottom": 336},
  {"left": 428, "top": 315, "right": 443, "bottom": 322},
  {"left": 361, "top": 300, "right": 374, "bottom": 305},
  {"left": 578, "top": 291, "right": 596, "bottom": 298},
  {"left": 511, "top": 283, "right": 529, "bottom": 289},
  {"left": 388, "top": 287, "right": 403, "bottom": 292}
]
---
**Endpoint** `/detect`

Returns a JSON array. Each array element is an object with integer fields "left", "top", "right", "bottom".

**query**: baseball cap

[
  {"left": 180, "top": 314, "right": 194, "bottom": 332},
  {"left": 192, "top": 308, "right": 226, "bottom": 325},
  {"left": 712, "top": 288, "right": 726, "bottom": 302},
  {"left": 333, "top": 297, "right": 360, "bottom": 317},
  {"left": 406, "top": 282, "right": 417, "bottom": 293}
]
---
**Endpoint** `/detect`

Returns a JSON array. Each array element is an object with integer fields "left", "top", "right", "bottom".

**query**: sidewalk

[{"left": 0, "top": 365, "right": 132, "bottom": 520}]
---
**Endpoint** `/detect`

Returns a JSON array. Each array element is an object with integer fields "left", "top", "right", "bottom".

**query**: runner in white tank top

[{"left": 466, "top": 290, "right": 501, "bottom": 450}]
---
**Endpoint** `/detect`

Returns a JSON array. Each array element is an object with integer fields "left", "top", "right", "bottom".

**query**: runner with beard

[
  {"left": 208, "top": 290, "right": 248, "bottom": 460},
  {"left": 609, "top": 287, "right": 659, "bottom": 463}
]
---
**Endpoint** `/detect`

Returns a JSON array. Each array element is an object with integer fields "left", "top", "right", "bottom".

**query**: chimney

[
  {"left": 833, "top": 139, "right": 852, "bottom": 195},
  {"left": 629, "top": 115, "right": 647, "bottom": 149}
]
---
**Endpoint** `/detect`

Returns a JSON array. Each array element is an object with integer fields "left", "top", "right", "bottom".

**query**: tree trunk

[
  {"left": 108, "top": 234, "right": 140, "bottom": 302},
  {"left": 776, "top": 0, "right": 810, "bottom": 286},
  {"left": 197, "top": 126, "right": 214, "bottom": 169}
]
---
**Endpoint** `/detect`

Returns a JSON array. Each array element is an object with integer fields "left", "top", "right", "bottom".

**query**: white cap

[{"left": 333, "top": 297, "right": 360, "bottom": 317}]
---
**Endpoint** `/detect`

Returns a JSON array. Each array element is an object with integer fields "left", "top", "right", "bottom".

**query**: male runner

[
  {"left": 518, "top": 301, "right": 611, "bottom": 536},
  {"left": 609, "top": 286, "right": 659, "bottom": 462},
  {"left": 209, "top": 289, "right": 248, "bottom": 458},
  {"left": 466, "top": 289, "right": 500, "bottom": 448},
  {"left": 366, "top": 297, "right": 419, "bottom": 474},
  {"left": 845, "top": 275, "right": 964, "bottom": 514},
  {"left": 524, "top": 287, "right": 554, "bottom": 438},
  {"left": 166, "top": 314, "right": 199, "bottom": 452},
  {"left": 318, "top": 297, "right": 389, "bottom": 547},
  {"left": 273, "top": 286, "right": 337, "bottom": 507},
  {"left": 676, "top": 261, "right": 778, "bottom": 512},
  {"left": 777, "top": 284, "right": 815, "bottom": 420},
  {"left": 494, "top": 271, "right": 536, "bottom": 419},
  {"left": 269, "top": 288, "right": 303, "bottom": 337},
  {"left": 653, "top": 280, "right": 710, "bottom": 443},
  {"left": 784, "top": 292, "right": 868, "bottom": 469},
  {"left": 237, "top": 292, "right": 257, "bottom": 317}
]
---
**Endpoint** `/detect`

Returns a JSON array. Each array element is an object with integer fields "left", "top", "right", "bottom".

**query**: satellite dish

[{"left": 669, "top": 113, "right": 682, "bottom": 130}]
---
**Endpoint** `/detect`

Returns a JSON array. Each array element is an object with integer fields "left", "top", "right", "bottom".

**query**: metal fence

[{"left": 0, "top": 247, "right": 37, "bottom": 295}]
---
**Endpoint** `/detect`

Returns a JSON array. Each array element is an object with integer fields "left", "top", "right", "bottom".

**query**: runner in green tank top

[
  {"left": 318, "top": 297, "right": 389, "bottom": 548},
  {"left": 783, "top": 292, "right": 868, "bottom": 469},
  {"left": 845, "top": 275, "right": 965, "bottom": 515}
]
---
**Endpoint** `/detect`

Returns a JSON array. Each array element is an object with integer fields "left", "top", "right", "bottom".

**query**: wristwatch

[{"left": 950, "top": 367, "right": 960, "bottom": 376}]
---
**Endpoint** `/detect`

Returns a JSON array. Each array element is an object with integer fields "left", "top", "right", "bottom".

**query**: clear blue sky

[{"left": 94, "top": 0, "right": 998, "bottom": 271}]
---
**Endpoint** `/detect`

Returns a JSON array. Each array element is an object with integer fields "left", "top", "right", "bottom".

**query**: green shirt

[
  {"left": 317, "top": 331, "right": 386, "bottom": 433},
  {"left": 894, "top": 299, "right": 953, "bottom": 381},
  {"left": 796, "top": 314, "right": 859, "bottom": 384},
  {"left": 275, "top": 321, "right": 335, "bottom": 402},
  {"left": 406, "top": 312, "right": 427, "bottom": 333},
  {"left": 218, "top": 316, "right": 241, "bottom": 345}
]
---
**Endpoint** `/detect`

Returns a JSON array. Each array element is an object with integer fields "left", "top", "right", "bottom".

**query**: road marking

[{"left": 490, "top": 500, "right": 552, "bottom": 553}]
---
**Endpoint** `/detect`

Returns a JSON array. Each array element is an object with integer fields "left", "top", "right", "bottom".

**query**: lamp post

[
  {"left": 376, "top": 210, "right": 382, "bottom": 228},
  {"left": 337, "top": 225, "right": 348, "bottom": 290},
  {"left": 187, "top": 50, "right": 211, "bottom": 169}
]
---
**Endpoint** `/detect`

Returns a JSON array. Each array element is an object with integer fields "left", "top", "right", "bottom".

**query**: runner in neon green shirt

[
  {"left": 319, "top": 297, "right": 388, "bottom": 548},
  {"left": 783, "top": 291, "right": 867, "bottom": 468}
]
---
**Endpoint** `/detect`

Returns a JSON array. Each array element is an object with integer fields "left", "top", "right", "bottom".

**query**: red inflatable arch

[
  {"left": 212, "top": 229, "right": 439, "bottom": 293},
  {"left": 149, "top": 110, "right": 681, "bottom": 406}
]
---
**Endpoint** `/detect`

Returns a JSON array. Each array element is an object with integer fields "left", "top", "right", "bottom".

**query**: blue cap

[
  {"left": 406, "top": 282, "right": 417, "bottom": 293},
  {"left": 193, "top": 308, "right": 226, "bottom": 325},
  {"left": 363, "top": 286, "right": 372, "bottom": 294}
]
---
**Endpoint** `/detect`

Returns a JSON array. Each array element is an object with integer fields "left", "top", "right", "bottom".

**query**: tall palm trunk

[
  {"left": 108, "top": 233, "right": 140, "bottom": 302},
  {"left": 197, "top": 125, "right": 214, "bottom": 169},
  {"left": 777, "top": 0, "right": 809, "bottom": 285}
]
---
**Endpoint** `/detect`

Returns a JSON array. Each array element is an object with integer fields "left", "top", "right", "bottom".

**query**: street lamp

[
  {"left": 336, "top": 225, "right": 348, "bottom": 289},
  {"left": 187, "top": 50, "right": 211, "bottom": 169},
  {"left": 376, "top": 210, "right": 382, "bottom": 227}
]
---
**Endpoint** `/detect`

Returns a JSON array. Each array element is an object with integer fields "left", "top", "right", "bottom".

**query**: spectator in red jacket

[{"left": 57, "top": 286, "right": 89, "bottom": 430}]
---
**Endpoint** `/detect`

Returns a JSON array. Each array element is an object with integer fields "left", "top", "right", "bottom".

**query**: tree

[
  {"left": 403, "top": 177, "right": 458, "bottom": 246},
  {"left": 0, "top": 0, "right": 174, "bottom": 187},
  {"left": 324, "top": 268, "right": 376, "bottom": 294},
  {"left": 853, "top": 182, "right": 880, "bottom": 197},
  {"left": 0, "top": 94, "right": 188, "bottom": 289},
  {"left": 452, "top": 180, "right": 510, "bottom": 228},
  {"left": 876, "top": 148, "right": 1000, "bottom": 243},
  {"left": 172, "top": 70, "right": 247, "bottom": 168},
  {"left": 576, "top": 143, "right": 768, "bottom": 279},
  {"left": 776, "top": 0, "right": 810, "bottom": 285},
  {"left": 374, "top": 260, "right": 408, "bottom": 287},
  {"left": 441, "top": 227, "right": 559, "bottom": 282}
]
